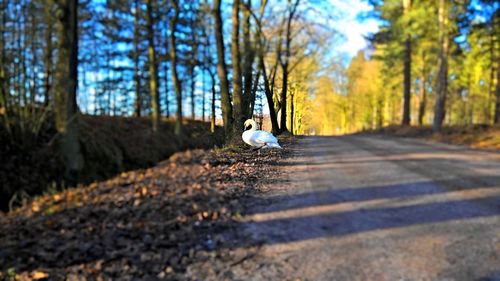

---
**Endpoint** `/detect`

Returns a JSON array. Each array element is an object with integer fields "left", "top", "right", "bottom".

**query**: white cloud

[{"left": 329, "top": 0, "right": 379, "bottom": 58}]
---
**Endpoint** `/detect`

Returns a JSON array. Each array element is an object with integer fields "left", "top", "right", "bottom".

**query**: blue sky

[{"left": 329, "top": 0, "right": 379, "bottom": 60}]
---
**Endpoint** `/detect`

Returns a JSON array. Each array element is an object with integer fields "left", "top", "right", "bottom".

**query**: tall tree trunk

[
  {"left": 418, "top": 75, "right": 426, "bottom": 126},
  {"left": 213, "top": 0, "right": 233, "bottom": 135},
  {"left": 231, "top": 0, "right": 244, "bottom": 135},
  {"left": 43, "top": 6, "right": 53, "bottom": 107},
  {"left": 163, "top": 54, "right": 170, "bottom": 118},
  {"left": 279, "top": 0, "right": 299, "bottom": 133},
  {"left": 249, "top": 68, "right": 260, "bottom": 117},
  {"left": 0, "top": 0, "right": 8, "bottom": 107},
  {"left": 189, "top": 65, "right": 196, "bottom": 119},
  {"left": 402, "top": 0, "right": 411, "bottom": 126},
  {"left": 146, "top": 0, "right": 160, "bottom": 132},
  {"left": 170, "top": 0, "right": 183, "bottom": 136},
  {"left": 242, "top": 0, "right": 254, "bottom": 119},
  {"left": 209, "top": 70, "right": 216, "bottom": 133},
  {"left": 29, "top": 9, "right": 37, "bottom": 105},
  {"left": 202, "top": 68, "right": 206, "bottom": 121},
  {"left": 290, "top": 91, "right": 294, "bottom": 134},
  {"left": 259, "top": 55, "right": 279, "bottom": 134},
  {"left": 53, "top": 0, "right": 84, "bottom": 180},
  {"left": 494, "top": 56, "right": 500, "bottom": 124},
  {"left": 433, "top": 0, "right": 449, "bottom": 132},
  {"left": 487, "top": 29, "right": 494, "bottom": 123},
  {"left": 418, "top": 52, "right": 426, "bottom": 126},
  {"left": 133, "top": 0, "right": 141, "bottom": 117}
]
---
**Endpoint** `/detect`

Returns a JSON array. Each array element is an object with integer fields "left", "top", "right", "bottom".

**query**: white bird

[{"left": 242, "top": 119, "right": 282, "bottom": 150}]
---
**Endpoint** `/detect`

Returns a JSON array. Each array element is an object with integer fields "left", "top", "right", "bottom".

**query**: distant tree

[
  {"left": 279, "top": 0, "right": 300, "bottom": 134},
  {"left": 402, "top": 0, "right": 411, "bottom": 126},
  {"left": 146, "top": 0, "right": 160, "bottom": 132},
  {"left": 133, "top": 0, "right": 142, "bottom": 117},
  {"left": 213, "top": 0, "right": 233, "bottom": 136},
  {"left": 433, "top": 0, "right": 449, "bottom": 132},
  {"left": 0, "top": 0, "right": 7, "bottom": 108},
  {"left": 170, "top": 0, "right": 183, "bottom": 136},
  {"left": 242, "top": 0, "right": 256, "bottom": 119},
  {"left": 231, "top": 0, "right": 244, "bottom": 135},
  {"left": 53, "top": 0, "right": 84, "bottom": 179}
]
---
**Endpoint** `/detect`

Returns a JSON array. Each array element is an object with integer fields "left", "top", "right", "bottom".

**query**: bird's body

[{"left": 242, "top": 119, "right": 282, "bottom": 149}]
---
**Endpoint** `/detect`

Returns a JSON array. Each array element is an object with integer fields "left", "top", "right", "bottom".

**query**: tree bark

[
  {"left": 189, "top": 65, "right": 196, "bottom": 119},
  {"left": 249, "top": 68, "right": 260, "bottom": 117},
  {"left": 213, "top": 0, "right": 233, "bottom": 135},
  {"left": 231, "top": 0, "right": 244, "bottom": 134},
  {"left": 279, "top": 0, "right": 299, "bottom": 133},
  {"left": 53, "top": 0, "right": 84, "bottom": 180},
  {"left": 418, "top": 75, "right": 426, "bottom": 126},
  {"left": 146, "top": 0, "right": 160, "bottom": 132},
  {"left": 202, "top": 68, "right": 206, "bottom": 121},
  {"left": 133, "top": 0, "right": 141, "bottom": 117},
  {"left": 494, "top": 56, "right": 500, "bottom": 124},
  {"left": 259, "top": 55, "right": 280, "bottom": 135},
  {"left": 402, "top": 0, "right": 411, "bottom": 126},
  {"left": 290, "top": 91, "right": 294, "bottom": 134},
  {"left": 43, "top": 5, "right": 53, "bottom": 107},
  {"left": 418, "top": 52, "right": 426, "bottom": 126},
  {"left": 0, "top": 0, "right": 8, "bottom": 107},
  {"left": 433, "top": 0, "right": 448, "bottom": 132},
  {"left": 170, "top": 0, "right": 183, "bottom": 136},
  {"left": 242, "top": 0, "right": 254, "bottom": 119},
  {"left": 209, "top": 70, "right": 216, "bottom": 133}
]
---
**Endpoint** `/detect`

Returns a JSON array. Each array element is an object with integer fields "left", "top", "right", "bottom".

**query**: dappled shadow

[
  {"left": 243, "top": 177, "right": 500, "bottom": 215},
  {"left": 230, "top": 134, "right": 500, "bottom": 259},
  {"left": 238, "top": 192, "right": 500, "bottom": 245}
]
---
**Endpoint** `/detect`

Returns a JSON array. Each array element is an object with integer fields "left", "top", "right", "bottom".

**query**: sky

[{"left": 328, "top": 0, "right": 380, "bottom": 61}]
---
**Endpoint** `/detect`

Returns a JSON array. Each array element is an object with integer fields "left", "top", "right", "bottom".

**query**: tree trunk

[
  {"left": 494, "top": 56, "right": 500, "bottom": 124},
  {"left": 133, "top": 0, "right": 141, "bottom": 117},
  {"left": 249, "top": 68, "right": 261, "bottom": 117},
  {"left": 163, "top": 51, "right": 170, "bottom": 118},
  {"left": 402, "top": 0, "right": 411, "bottom": 126},
  {"left": 170, "top": 0, "right": 183, "bottom": 136},
  {"left": 0, "top": 0, "right": 8, "bottom": 107},
  {"left": 242, "top": 0, "right": 254, "bottom": 118},
  {"left": 290, "top": 91, "right": 294, "bottom": 134},
  {"left": 189, "top": 65, "right": 196, "bottom": 119},
  {"left": 433, "top": 0, "right": 448, "bottom": 132},
  {"left": 202, "top": 68, "right": 206, "bottom": 121},
  {"left": 259, "top": 55, "right": 280, "bottom": 134},
  {"left": 231, "top": 0, "right": 244, "bottom": 135},
  {"left": 279, "top": 0, "right": 299, "bottom": 133},
  {"left": 146, "top": 0, "right": 160, "bottom": 132},
  {"left": 418, "top": 74, "right": 426, "bottom": 126},
  {"left": 53, "top": 0, "right": 84, "bottom": 180},
  {"left": 418, "top": 52, "right": 426, "bottom": 126},
  {"left": 43, "top": 6, "right": 53, "bottom": 107},
  {"left": 209, "top": 70, "right": 216, "bottom": 133},
  {"left": 29, "top": 10, "right": 38, "bottom": 105},
  {"left": 213, "top": 0, "right": 233, "bottom": 135}
]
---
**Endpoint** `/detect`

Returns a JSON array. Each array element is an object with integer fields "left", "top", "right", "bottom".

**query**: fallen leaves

[{"left": 0, "top": 142, "right": 290, "bottom": 279}]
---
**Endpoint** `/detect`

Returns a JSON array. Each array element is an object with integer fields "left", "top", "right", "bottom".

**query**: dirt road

[{"left": 218, "top": 135, "right": 500, "bottom": 281}]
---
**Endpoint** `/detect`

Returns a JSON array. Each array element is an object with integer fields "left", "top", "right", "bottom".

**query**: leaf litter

[{"left": 0, "top": 139, "right": 292, "bottom": 280}]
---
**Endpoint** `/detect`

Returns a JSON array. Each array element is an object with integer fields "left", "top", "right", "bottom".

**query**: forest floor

[
  {"left": 0, "top": 138, "right": 292, "bottom": 280},
  {"left": 2, "top": 129, "right": 500, "bottom": 280}
]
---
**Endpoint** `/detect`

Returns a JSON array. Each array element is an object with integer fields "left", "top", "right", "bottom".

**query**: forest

[
  {"left": 1, "top": 0, "right": 500, "bottom": 279},
  {"left": 311, "top": 0, "right": 500, "bottom": 135},
  {"left": 0, "top": 0, "right": 499, "bottom": 206}
]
